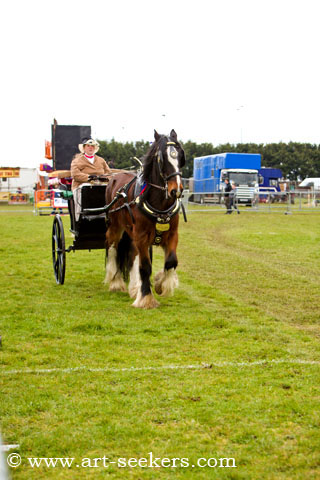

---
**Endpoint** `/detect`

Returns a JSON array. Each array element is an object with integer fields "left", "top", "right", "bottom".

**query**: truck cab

[
  {"left": 221, "top": 168, "right": 259, "bottom": 204},
  {"left": 258, "top": 167, "right": 283, "bottom": 202}
]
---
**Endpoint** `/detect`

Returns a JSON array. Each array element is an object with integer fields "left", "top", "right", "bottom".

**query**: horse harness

[
  {"left": 99, "top": 140, "right": 186, "bottom": 245},
  {"left": 109, "top": 192, "right": 185, "bottom": 248}
]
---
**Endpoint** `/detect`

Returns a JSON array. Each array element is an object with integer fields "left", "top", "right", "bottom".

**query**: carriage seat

[{"left": 73, "top": 184, "right": 107, "bottom": 222}]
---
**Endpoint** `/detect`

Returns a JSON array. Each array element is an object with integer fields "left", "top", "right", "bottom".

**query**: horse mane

[{"left": 141, "top": 135, "right": 166, "bottom": 183}]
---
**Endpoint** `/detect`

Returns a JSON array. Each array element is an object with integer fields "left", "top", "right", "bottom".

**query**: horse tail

[{"left": 117, "top": 231, "right": 134, "bottom": 282}]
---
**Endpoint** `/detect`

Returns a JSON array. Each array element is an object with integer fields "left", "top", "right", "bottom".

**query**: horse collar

[
  {"left": 136, "top": 198, "right": 180, "bottom": 245},
  {"left": 136, "top": 197, "right": 180, "bottom": 224}
]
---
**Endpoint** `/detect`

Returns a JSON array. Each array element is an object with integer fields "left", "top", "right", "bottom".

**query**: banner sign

[
  {"left": 8, "top": 193, "right": 29, "bottom": 204},
  {"left": 0, "top": 168, "right": 20, "bottom": 178},
  {"left": 52, "top": 190, "right": 68, "bottom": 208}
]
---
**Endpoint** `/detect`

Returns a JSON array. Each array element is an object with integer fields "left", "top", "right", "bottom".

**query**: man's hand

[{"left": 88, "top": 174, "right": 98, "bottom": 181}]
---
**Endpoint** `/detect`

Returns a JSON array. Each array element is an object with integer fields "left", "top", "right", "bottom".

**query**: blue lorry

[{"left": 192, "top": 152, "right": 261, "bottom": 204}]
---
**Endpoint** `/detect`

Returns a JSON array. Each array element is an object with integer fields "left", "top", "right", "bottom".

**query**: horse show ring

[{"left": 1, "top": 165, "right": 320, "bottom": 479}]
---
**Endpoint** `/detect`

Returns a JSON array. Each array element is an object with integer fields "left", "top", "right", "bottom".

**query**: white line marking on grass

[
  {"left": 0, "top": 445, "right": 20, "bottom": 452},
  {"left": 0, "top": 359, "right": 319, "bottom": 376}
]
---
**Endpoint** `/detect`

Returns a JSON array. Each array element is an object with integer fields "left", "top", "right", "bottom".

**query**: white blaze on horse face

[{"left": 166, "top": 146, "right": 181, "bottom": 194}]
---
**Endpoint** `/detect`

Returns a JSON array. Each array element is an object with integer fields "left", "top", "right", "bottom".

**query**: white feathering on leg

[
  {"left": 132, "top": 292, "right": 159, "bottom": 309},
  {"left": 104, "top": 245, "right": 118, "bottom": 284},
  {"left": 154, "top": 269, "right": 179, "bottom": 296},
  {"left": 128, "top": 255, "right": 141, "bottom": 299},
  {"left": 104, "top": 245, "right": 126, "bottom": 291}
]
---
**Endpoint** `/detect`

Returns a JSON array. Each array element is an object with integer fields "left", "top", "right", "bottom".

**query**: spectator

[
  {"left": 224, "top": 178, "right": 232, "bottom": 214},
  {"left": 230, "top": 181, "right": 240, "bottom": 214}
]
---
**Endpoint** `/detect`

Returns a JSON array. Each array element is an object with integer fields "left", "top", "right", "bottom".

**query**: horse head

[{"left": 142, "top": 129, "right": 185, "bottom": 200}]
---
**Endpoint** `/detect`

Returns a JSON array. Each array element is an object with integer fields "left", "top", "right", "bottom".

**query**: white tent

[{"left": 298, "top": 178, "right": 320, "bottom": 189}]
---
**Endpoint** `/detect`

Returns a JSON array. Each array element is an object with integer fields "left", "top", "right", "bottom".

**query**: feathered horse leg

[
  {"left": 128, "top": 254, "right": 141, "bottom": 299},
  {"left": 104, "top": 228, "right": 127, "bottom": 292},
  {"left": 132, "top": 241, "right": 159, "bottom": 309},
  {"left": 154, "top": 230, "right": 179, "bottom": 297}
]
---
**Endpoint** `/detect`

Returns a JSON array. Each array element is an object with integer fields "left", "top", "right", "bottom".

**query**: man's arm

[{"left": 71, "top": 158, "right": 90, "bottom": 183}]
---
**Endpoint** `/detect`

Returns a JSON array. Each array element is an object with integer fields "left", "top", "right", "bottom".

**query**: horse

[{"left": 104, "top": 129, "right": 186, "bottom": 309}]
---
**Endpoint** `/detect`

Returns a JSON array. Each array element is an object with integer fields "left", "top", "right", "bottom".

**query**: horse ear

[
  {"left": 170, "top": 129, "right": 177, "bottom": 141},
  {"left": 154, "top": 130, "right": 161, "bottom": 141}
]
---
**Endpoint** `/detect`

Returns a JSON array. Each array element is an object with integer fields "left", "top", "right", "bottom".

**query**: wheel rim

[{"left": 52, "top": 215, "right": 66, "bottom": 284}]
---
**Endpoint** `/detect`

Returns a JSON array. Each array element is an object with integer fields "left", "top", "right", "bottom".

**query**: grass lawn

[{"left": 0, "top": 208, "right": 320, "bottom": 479}]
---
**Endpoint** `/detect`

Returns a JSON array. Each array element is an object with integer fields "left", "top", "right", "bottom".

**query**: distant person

[
  {"left": 224, "top": 178, "right": 232, "bottom": 214},
  {"left": 230, "top": 181, "right": 240, "bottom": 214},
  {"left": 70, "top": 138, "right": 111, "bottom": 191}
]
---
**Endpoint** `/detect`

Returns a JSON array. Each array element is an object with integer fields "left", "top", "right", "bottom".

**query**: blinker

[{"left": 169, "top": 146, "right": 178, "bottom": 159}]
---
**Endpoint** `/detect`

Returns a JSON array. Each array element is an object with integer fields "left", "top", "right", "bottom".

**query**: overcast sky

[{"left": 1, "top": 0, "right": 320, "bottom": 168}]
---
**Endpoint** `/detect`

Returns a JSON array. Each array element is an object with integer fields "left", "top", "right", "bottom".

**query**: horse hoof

[
  {"left": 109, "top": 278, "right": 127, "bottom": 292},
  {"left": 132, "top": 293, "right": 159, "bottom": 309},
  {"left": 154, "top": 270, "right": 179, "bottom": 297},
  {"left": 154, "top": 271, "right": 165, "bottom": 295}
]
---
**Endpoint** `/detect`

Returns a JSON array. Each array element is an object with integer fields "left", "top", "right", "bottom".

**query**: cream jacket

[{"left": 70, "top": 154, "right": 111, "bottom": 190}]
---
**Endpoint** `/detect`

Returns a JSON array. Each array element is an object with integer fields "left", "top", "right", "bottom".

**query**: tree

[{"left": 97, "top": 138, "right": 320, "bottom": 180}]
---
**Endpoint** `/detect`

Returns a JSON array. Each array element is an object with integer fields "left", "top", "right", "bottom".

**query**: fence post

[
  {"left": 182, "top": 189, "right": 189, "bottom": 213},
  {"left": 285, "top": 192, "right": 292, "bottom": 214}
]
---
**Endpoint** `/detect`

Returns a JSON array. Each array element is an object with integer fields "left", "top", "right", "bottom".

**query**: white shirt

[{"left": 85, "top": 154, "right": 95, "bottom": 164}]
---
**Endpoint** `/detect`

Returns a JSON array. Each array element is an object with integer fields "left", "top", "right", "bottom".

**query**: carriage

[
  {"left": 51, "top": 128, "right": 186, "bottom": 309},
  {"left": 52, "top": 180, "right": 109, "bottom": 285}
]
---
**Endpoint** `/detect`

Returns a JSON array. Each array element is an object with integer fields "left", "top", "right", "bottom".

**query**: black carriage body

[
  {"left": 52, "top": 124, "right": 91, "bottom": 170},
  {"left": 72, "top": 185, "right": 108, "bottom": 250},
  {"left": 52, "top": 185, "right": 108, "bottom": 284}
]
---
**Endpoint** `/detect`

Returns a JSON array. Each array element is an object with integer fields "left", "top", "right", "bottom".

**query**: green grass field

[{"left": 1, "top": 206, "right": 320, "bottom": 479}]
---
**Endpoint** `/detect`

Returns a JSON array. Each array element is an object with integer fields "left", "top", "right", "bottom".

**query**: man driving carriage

[
  {"left": 69, "top": 137, "right": 112, "bottom": 229},
  {"left": 70, "top": 137, "right": 111, "bottom": 190}
]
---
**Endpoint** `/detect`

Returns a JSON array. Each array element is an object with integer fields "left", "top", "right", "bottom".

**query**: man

[
  {"left": 230, "top": 181, "right": 240, "bottom": 214},
  {"left": 224, "top": 178, "right": 232, "bottom": 214},
  {"left": 70, "top": 137, "right": 111, "bottom": 190}
]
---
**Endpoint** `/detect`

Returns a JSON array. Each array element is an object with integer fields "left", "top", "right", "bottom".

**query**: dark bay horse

[{"left": 104, "top": 129, "right": 185, "bottom": 308}]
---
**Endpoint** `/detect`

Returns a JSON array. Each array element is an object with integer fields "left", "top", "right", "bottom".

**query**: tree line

[{"left": 98, "top": 138, "right": 320, "bottom": 180}]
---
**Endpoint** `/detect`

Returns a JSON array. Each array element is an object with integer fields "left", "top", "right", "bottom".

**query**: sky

[{"left": 1, "top": 0, "right": 320, "bottom": 168}]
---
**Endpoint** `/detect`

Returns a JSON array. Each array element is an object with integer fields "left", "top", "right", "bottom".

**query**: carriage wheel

[{"left": 52, "top": 215, "right": 66, "bottom": 285}]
